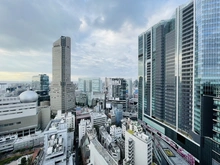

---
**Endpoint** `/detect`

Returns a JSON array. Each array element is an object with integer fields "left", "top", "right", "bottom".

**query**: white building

[
  {"left": 66, "top": 112, "right": 75, "bottom": 130},
  {"left": 121, "top": 118, "right": 142, "bottom": 138},
  {"left": 50, "top": 36, "right": 75, "bottom": 114},
  {"left": 90, "top": 111, "right": 107, "bottom": 127},
  {"left": 0, "top": 91, "right": 40, "bottom": 137},
  {"left": 40, "top": 118, "right": 74, "bottom": 165},
  {"left": 78, "top": 119, "right": 91, "bottom": 146},
  {"left": 55, "top": 110, "right": 75, "bottom": 130},
  {"left": 0, "top": 134, "right": 17, "bottom": 152},
  {"left": 110, "top": 125, "right": 122, "bottom": 140},
  {"left": 89, "top": 138, "right": 118, "bottom": 165},
  {"left": 121, "top": 121, "right": 127, "bottom": 138},
  {"left": 87, "top": 91, "right": 104, "bottom": 107},
  {"left": 124, "top": 127, "right": 152, "bottom": 165}
]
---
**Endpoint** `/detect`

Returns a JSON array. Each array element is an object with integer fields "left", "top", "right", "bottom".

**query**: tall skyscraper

[
  {"left": 78, "top": 77, "right": 102, "bottom": 92},
  {"left": 32, "top": 74, "right": 49, "bottom": 91},
  {"left": 138, "top": 1, "right": 220, "bottom": 164},
  {"left": 125, "top": 78, "right": 132, "bottom": 98},
  {"left": 50, "top": 36, "right": 75, "bottom": 114}
]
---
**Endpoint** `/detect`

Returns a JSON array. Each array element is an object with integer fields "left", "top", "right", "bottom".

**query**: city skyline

[{"left": 0, "top": 0, "right": 188, "bottom": 81}]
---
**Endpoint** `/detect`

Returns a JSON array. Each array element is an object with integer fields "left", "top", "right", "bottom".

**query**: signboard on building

[{"left": 111, "top": 78, "right": 121, "bottom": 86}]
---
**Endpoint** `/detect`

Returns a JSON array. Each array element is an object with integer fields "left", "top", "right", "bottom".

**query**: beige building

[{"left": 50, "top": 36, "right": 75, "bottom": 113}]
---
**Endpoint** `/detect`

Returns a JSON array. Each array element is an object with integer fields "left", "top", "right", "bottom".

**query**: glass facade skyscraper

[
  {"left": 138, "top": 0, "right": 220, "bottom": 164},
  {"left": 138, "top": 35, "right": 144, "bottom": 120},
  {"left": 32, "top": 74, "right": 49, "bottom": 91},
  {"left": 194, "top": 0, "right": 220, "bottom": 134},
  {"left": 78, "top": 77, "right": 102, "bottom": 92}
]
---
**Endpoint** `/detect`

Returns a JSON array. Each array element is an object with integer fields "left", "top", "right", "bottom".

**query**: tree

[{"left": 19, "top": 157, "right": 27, "bottom": 165}]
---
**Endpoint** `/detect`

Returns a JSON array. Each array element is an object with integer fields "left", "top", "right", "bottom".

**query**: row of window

[
  {"left": 0, "top": 107, "right": 35, "bottom": 113},
  {"left": 0, "top": 122, "right": 21, "bottom": 127}
]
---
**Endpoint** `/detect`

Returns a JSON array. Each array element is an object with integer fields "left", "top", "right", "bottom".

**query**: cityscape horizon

[{"left": 1, "top": 0, "right": 220, "bottom": 165}]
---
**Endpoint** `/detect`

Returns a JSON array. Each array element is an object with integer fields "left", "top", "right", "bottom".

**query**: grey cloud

[
  {"left": 0, "top": 0, "right": 81, "bottom": 52},
  {"left": 0, "top": 0, "right": 188, "bottom": 81}
]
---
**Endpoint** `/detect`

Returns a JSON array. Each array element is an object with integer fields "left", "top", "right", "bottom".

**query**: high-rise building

[
  {"left": 125, "top": 78, "right": 132, "bottom": 99},
  {"left": 32, "top": 74, "right": 49, "bottom": 91},
  {"left": 78, "top": 77, "right": 102, "bottom": 92},
  {"left": 105, "top": 78, "right": 127, "bottom": 101},
  {"left": 50, "top": 36, "right": 75, "bottom": 113},
  {"left": 138, "top": 1, "right": 220, "bottom": 164},
  {"left": 105, "top": 78, "right": 127, "bottom": 111}
]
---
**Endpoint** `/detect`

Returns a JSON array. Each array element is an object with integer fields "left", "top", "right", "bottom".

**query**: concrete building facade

[
  {"left": 0, "top": 91, "right": 40, "bottom": 137},
  {"left": 50, "top": 36, "right": 75, "bottom": 113},
  {"left": 124, "top": 129, "right": 152, "bottom": 165}
]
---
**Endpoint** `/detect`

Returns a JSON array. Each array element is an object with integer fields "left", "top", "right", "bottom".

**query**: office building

[
  {"left": 114, "top": 108, "right": 123, "bottom": 126},
  {"left": 105, "top": 78, "right": 126, "bottom": 101},
  {"left": 78, "top": 77, "right": 102, "bottom": 92},
  {"left": 90, "top": 111, "right": 107, "bottom": 127},
  {"left": 124, "top": 121, "right": 152, "bottom": 165},
  {"left": 32, "top": 74, "right": 49, "bottom": 91},
  {"left": 50, "top": 36, "right": 75, "bottom": 113},
  {"left": 0, "top": 90, "right": 40, "bottom": 137},
  {"left": 36, "top": 90, "right": 50, "bottom": 106},
  {"left": 138, "top": 0, "right": 220, "bottom": 164},
  {"left": 87, "top": 91, "right": 104, "bottom": 107},
  {"left": 89, "top": 137, "right": 118, "bottom": 165},
  {"left": 78, "top": 119, "right": 91, "bottom": 146},
  {"left": 54, "top": 110, "right": 75, "bottom": 130},
  {"left": 125, "top": 78, "right": 132, "bottom": 98},
  {"left": 105, "top": 78, "right": 127, "bottom": 111},
  {"left": 39, "top": 117, "right": 74, "bottom": 165},
  {"left": 75, "top": 90, "right": 87, "bottom": 106},
  {"left": 110, "top": 125, "right": 122, "bottom": 140}
]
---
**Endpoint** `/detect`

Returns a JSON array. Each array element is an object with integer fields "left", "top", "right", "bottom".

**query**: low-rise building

[
  {"left": 0, "top": 134, "right": 17, "bottom": 153},
  {"left": 90, "top": 111, "right": 107, "bottom": 127},
  {"left": 110, "top": 125, "right": 122, "bottom": 140},
  {"left": 0, "top": 132, "right": 44, "bottom": 153},
  {"left": 14, "top": 133, "right": 44, "bottom": 151},
  {"left": 55, "top": 110, "right": 75, "bottom": 130},
  {"left": 38, "top": 117, "right": 74, "bottom": 165}
]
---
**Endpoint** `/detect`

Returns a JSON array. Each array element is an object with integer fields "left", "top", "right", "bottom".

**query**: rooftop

[
  {"left": 90, "top": 138, "right": 118, "bottom": 165},
  {"left": 45, "top": 119, "right": 67, "bottom": 132},
  {"left": 90, "top": 111, "right": 106, "bottom": 118},
  {"left": 127, "top": 130, "right": 151, "bottom": 143}
]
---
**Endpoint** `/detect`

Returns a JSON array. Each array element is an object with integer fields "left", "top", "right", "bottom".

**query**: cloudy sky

[{"left": 0, "top": 0, "right": 188, "bottom": 82}]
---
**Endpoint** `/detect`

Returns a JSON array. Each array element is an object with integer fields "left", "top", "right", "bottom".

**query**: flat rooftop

[{"left": 91, "top": 138, "right": 118, "bottom": 165}]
